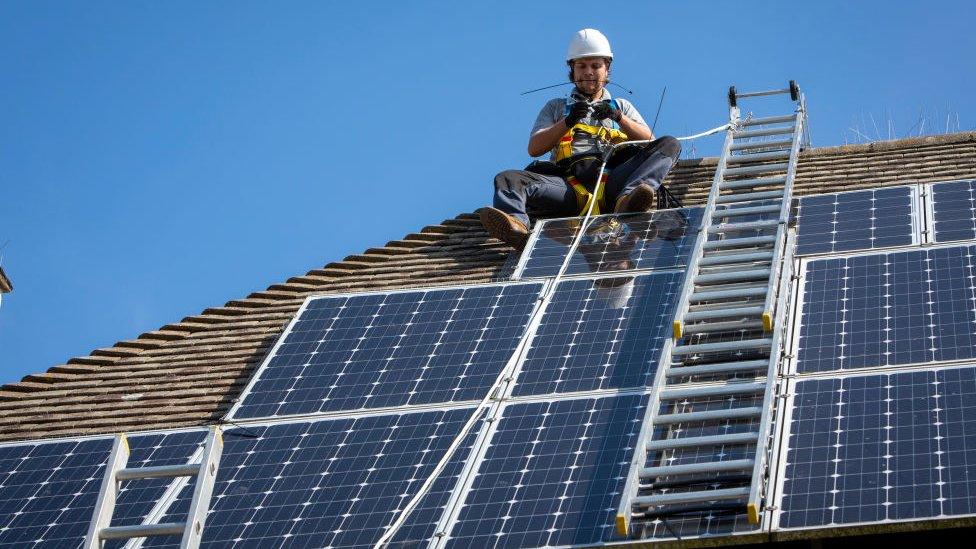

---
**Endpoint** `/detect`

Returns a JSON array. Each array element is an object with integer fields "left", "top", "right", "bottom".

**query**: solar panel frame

[
  {"left": 769, "top": 363, "right": 976, "bottom": 533},
  {"left": 792, "top": 185, "right": 921, "bottom": 257},
  {"left": 226, "top": 280, "right": 548, "bottom": 422},
  {"left": 926, "top": 179, "right": 976, "bottom": 244}
]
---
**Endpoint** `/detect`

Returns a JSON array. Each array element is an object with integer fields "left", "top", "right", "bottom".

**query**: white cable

[
  {"left": 375, "top": 122, "right": 728, "bottom": 548},
  {"left": 675, "top": 122, "right": 732, "bottom": 141}
]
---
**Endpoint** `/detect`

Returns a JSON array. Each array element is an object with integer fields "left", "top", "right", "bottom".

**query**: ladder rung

[
  {"left": 737, "top": 87, "right": 792, "bottom": 99},
  {"left": 116, "top": 464, "right": 201, "bottom": 481},
  {"left": 712, "top": 204, "right": 781, "bottom": 217},
  {"left": 681, "top": 319, "right": 765, "bottom": 335},
  {"left": 708, "top": 219, "right": 781, "bottom": 233},
  {"left": 667, "top": 359, "right": 769, "bottom": 376},
  {"left": 702, "top": 236, "right": 776, "bottom": 251},
  {"left": 661, "top": 381, "right": 767, "bottom": 400},
  {"left": 729, "top": 139, "right": 793, "bottom": 152},
  {"left": 727, "top": 150, "right": 791, "bottom": 165},
  {"left": 699, "top": 251, "right": 774, "bottom": 267},
  {"left": 100, "top": 522, "right": 186, "bottom": 540},
  {"left": 670, "top": 338, "right": 773, "bottom": 356},
  {"left": 724, "top": 162, "right": 789, "bottom": 177},
  {"left": 641, "top": 459, "right": 755, "bottom": 479},
  {"left": 653, "top": 406, "right": 763, "bottom": 425},
  {"left": 647, "top": 431, "right": 758, "bottom": 452},
  {"left": 690, "top": 287, "right": 767, "bottom": 302},
  {"left": 684, "top": 306, "right": 765, "bottom": 323},
  {"left": 741, "top": 114, "right": 796, "bottom": 127},
  {"left": 695, "top": 268, "right": 770, "bottom": 285},
  {"left": 716, "top": 190, "right": 784, "bottom": 204},
  {"left": 735, "top": 126, "right": 795, "bottom": 139},
  {"left": 634, "top": 486, "right": 751, "bottom": 507},
  {"left": 720, "top": 176, "right": 787, "bottom": 191}
]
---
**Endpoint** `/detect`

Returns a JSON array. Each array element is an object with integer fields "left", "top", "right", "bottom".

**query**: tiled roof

[{"left": 1, "top": 131, "right": 974, "bottom": 443}]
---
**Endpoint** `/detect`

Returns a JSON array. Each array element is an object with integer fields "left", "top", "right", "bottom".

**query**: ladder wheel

[
  {"left": 728, "top": 86, "right": 737, "bottom": 108},
  {"left": 789, "top": 80, "right": 799, "bottom": 101}
]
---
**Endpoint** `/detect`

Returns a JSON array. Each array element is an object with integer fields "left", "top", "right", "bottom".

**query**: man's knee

[
  {"left": 656, "top": 135, "right": 681, "bottom": 160},
  {"left": 494, "top": 169, "right": 530, "bottom": 192}
]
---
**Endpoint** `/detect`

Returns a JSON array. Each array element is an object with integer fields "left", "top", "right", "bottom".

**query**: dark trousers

[{"left": 493, "top": 136, "right": 681, "bottom": 226}]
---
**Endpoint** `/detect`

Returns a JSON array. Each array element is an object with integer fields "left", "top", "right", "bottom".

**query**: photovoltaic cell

[
  {"left": 517, "top": 208, "right": 703, "bottom": 279},
  {"left": 797, "top": 245, "right": 976, "bottom": 373},
  {"left": 794, "top": 186, "right": 915, "bottom": 255},
  {"left": 444, "top": 395, "right": 647, "bottom": 547},
  {"left": 0, "top": 431, "right": 205, "bottom": 549},
  {"left": 931, "top": 179, "right": 976, "bottom": 242},
  {"left": 151, "top": 408, "right": 478, "bottom": 548},
  {"left": 231, "top": 282, "right": 543, "bottom": 420},
  {"left": 512, "top": 272, "right": 681, "bottom": 396},
  {"left": 779, "top": 365, "right": 976, "bottom": 529}
]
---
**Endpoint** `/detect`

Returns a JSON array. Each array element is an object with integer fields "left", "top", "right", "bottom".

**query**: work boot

[
  {"left": 613, "top": 183, "right": 657, "bottom": 214},
  {"left": 479, "top": 207, "right": 529, "bottom": 251}
]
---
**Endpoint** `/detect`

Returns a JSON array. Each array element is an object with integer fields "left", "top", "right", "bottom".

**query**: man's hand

[
  {"left": 564, "top": 101, "right": 591, "bottom": 127},
  {"left": 591, "top": 99, "right": 622, "bottom": 122}
]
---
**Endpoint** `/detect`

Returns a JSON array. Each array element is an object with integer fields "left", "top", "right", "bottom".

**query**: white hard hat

[{"left": 566, "top": 28, "right": 613, "bottom": 62}]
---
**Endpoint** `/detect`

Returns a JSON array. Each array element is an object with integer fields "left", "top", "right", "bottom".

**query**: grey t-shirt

[{"left": 530, "top": 89, "right": 648, "bottom": 160}]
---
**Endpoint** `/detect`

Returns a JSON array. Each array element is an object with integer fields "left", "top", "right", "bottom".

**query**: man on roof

[{"left": 479, "top": 28, "right": 681, "bottom": 251}]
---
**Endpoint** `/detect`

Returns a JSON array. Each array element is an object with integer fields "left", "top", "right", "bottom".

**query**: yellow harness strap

[
  {"left": 566, "top": 172, "right": 610, "bottom": 216},
  {"left": 554, "top": 123, "right": 629, "bottom": 163}
]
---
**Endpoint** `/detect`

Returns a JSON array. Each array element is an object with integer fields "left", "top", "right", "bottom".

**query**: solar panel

[
  {"left": 797, "top": 245, "right": 976, "bottom": 374},
  {"left": 794, "top": 186, "right": 916, "bottom": 256},
  {"left": 511, "top": 271, "right": 682, "bottom": 397},
  {"left": 150, "top": 408, "right": 479, "bottom": 548},
  {"left": 230, "top": 282, "right": 543, "bottom": 420},
  {"left": 515, "top": 208, "right": 703, "bottom": 279},
  {"left": 442, "top": 394, "right": 647, "bottom": 547},
  {"left": 776, "top": 365, "right": 976, "bottom": 529},
  {"left": 0, "top": 431, "right": 204, "bottom": 548},
  {"left": 930, "top": 179, "right": 976, "bottom": 242}
]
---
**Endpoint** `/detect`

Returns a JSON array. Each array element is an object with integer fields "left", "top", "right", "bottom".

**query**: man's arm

[
  {"left": 528, "top": 121, "right": 570, "bottom": 157},
  {"left": 617, "top": 114, "right": 653, "bottom": 141}
]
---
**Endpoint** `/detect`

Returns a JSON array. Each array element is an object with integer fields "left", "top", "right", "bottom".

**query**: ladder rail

[
  {"left": 85, "top": 434, "right": 130, "bottom": 549},
  {"left": 670, "top": 109, "right": 740, "bottom": 339},
  {"left": 745, "top": 228, "right": 797, "bottom": 524},
  {"left": 614, "top": 108, "right": 740, "bottom": 537},
  {"left": 180, "top": 427, "right": 223, "bottom": 549},
  {"left": 760, "top": 98, "right": 807, "bottom": 330}
]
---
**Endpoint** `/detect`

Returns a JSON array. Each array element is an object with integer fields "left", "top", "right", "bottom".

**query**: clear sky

[{"left": 1, "top": 1, "right": 974, "bottom": 383}]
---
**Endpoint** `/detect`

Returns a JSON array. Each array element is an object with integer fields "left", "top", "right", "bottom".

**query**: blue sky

[{"left": 1, "top": 1, "right": 974, "bottom": 383}]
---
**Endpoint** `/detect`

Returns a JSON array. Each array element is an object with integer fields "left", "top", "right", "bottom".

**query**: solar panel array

[
  {"left": 930, "top": 179, "right": 976, "bottom": 242},
  {"left": 231, "top": 282, "right": 543, "bottom": 419},
  {"left": 10, "top": 179, "right": 976, "bottom": 548},
  {"left": 793, "top": 186, "right": 916, "bottom": 256},
  {"left": 777, "top": 365, "right": 976, "bottom": 529},
  {"left": 796, "top": 245, "right": 976, "bottom": 374}
]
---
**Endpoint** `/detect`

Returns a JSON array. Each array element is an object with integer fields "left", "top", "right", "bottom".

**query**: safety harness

[{"left": 554, "top": 117, "right": 629, "bottom": 215}]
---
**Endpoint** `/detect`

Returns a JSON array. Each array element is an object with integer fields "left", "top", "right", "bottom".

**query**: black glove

[
  {"left": 591, "top": 99, "right": 622, "bottom": 122},
  {"left": 564, "top": 101, "right": 591, "bottom": 127}
]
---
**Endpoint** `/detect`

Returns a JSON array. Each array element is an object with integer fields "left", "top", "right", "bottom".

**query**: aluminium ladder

[
  {"left": 84, "top": 427, "right": 223, "bottom": 549},
  {"left": 616, "top": 81, "right": 807, "bottom": 537}
]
